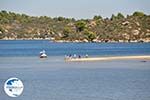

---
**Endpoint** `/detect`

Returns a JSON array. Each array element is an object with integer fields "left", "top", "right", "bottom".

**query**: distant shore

[
  {"left": 65, "top": 55, "right": 150, "bottom": 62},
  {"left": 0, "top": 39, "right": 150, "bottom": 43},
  {"left": 1, "top": 11, "right": 150, "bottom": 44}
]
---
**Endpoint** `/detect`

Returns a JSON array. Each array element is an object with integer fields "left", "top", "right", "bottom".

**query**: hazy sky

[{"left": 0, "top": 0, "right": 150, "bottom": 19}]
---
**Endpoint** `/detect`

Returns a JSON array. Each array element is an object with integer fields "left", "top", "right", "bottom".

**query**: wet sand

[{"left": 65, "top": 55, "right": 150, "bottom": 62}]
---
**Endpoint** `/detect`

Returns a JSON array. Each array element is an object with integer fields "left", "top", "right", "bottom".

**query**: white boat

[{"left": 40, "top": 50, "right": 47, "bottom": 58}]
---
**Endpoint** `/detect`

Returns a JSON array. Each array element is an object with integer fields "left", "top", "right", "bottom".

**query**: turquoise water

[{"left": 0, "top": 40, "right": 150, "bottom": 100}]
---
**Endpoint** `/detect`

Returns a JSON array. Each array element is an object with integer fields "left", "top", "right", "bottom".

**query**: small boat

[{"left": 40, "top": 50, "right": 47, "bottom": 58}]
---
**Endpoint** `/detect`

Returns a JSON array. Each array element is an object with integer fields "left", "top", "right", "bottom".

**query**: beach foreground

[
  {"left": 65, "top": 55, "right": 150, "bottom": 62},
  {"left": 0, "top": 56, "right": 150, "bottom": 100}
]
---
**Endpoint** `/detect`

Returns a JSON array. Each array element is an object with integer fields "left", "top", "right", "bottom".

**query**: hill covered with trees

[{"left": 0, "top": 10, "right": 150, "bottom": 42}]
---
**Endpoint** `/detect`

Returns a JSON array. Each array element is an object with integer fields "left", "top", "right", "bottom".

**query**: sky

[{"left": 0, "top": 0, "right": 150, "bottom": 19}]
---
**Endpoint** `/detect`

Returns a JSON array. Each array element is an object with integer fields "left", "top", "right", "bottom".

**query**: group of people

[
  {"left": 65, "top": 54, "right": 88, "bottom": 59},
  {"left": 39, "top": 50, "right": 89, "bottom": 60}
]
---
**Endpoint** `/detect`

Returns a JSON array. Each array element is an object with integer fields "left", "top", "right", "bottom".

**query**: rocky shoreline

[
  {"left": 53, "top": 39, "right": 150, "bottom": 43},
  {"left": 0, "top": 38, "right": 150, "bottom": 43}
]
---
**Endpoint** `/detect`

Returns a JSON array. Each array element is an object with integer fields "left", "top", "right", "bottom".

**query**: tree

[
  {"left": 93, "top": 15, "right": 102, "bottom": 20},
  {"left": 111, "top": 13, "right": 124, "bottom": 20},
  {"left": 57, "top": 16, "right": 65, "bottom": 21},
  {"left": 111, "top": 14, "right": 117, "bottom": 20},
  {"left": 63, "top": 27, "right": 71, "bottom": 33},
  {"left": 62, "top": 27, "right": 72, "bottom": 39},
  {"left": 133, "top": 11, "right": 145, "bottom": 17},
  {"left": 75, "top": 20, "right": 86, "bottom": 32},
  {"left": 0, "top": 10, "right": 8, "bottom": 17},
  {"left": 84, "top": 29, "right": 96, "bottom": 41},
  {"left": 117, "top": 13, "right": 124, "bottom": 19}
]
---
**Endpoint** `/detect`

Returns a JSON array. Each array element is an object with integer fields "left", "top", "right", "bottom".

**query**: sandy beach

[{"left": 65, "top": 55, "right": 150, "bottom": 62}]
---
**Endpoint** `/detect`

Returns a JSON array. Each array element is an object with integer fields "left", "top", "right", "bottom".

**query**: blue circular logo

[{"left": 4, "top": 77, "right": 24, "bottom": 97}]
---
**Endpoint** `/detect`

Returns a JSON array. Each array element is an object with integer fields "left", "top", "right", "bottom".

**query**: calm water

[
  {"left": 0, "top": 40, "right": 150, "bottom": 100},
  {"left": 0, "top": 40, "right": 150, "bottom": 57}
]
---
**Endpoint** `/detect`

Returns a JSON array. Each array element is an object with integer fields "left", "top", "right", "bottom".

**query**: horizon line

[{"left": 0, "top": 10, "right": 149, "bottom": 20}]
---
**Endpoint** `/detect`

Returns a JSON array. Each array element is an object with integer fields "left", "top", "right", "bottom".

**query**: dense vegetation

[{"left": 0, "top": 10, "right": 150, "bottom": 42}]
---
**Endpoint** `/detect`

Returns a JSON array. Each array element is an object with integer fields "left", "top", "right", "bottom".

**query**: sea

[{"left": 0, "top": 40, "right": 150, "bottom": 100}]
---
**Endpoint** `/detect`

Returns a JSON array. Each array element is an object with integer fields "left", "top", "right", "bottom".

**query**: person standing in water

[{"left": 85, "top": 54, "right": 88, "bottom": 58}]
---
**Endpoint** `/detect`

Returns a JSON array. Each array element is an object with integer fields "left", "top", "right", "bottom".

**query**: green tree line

[{"left": 0, "top": 10, "right": 150, "bottom": 42}]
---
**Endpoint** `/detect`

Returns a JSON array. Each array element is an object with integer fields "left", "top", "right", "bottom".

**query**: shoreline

[
  {"left": 65, "top": 55, "right": 150, "bottom": 62},
  {"left": 0, "top": 39, "right": 150, "bottom": 43}
]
